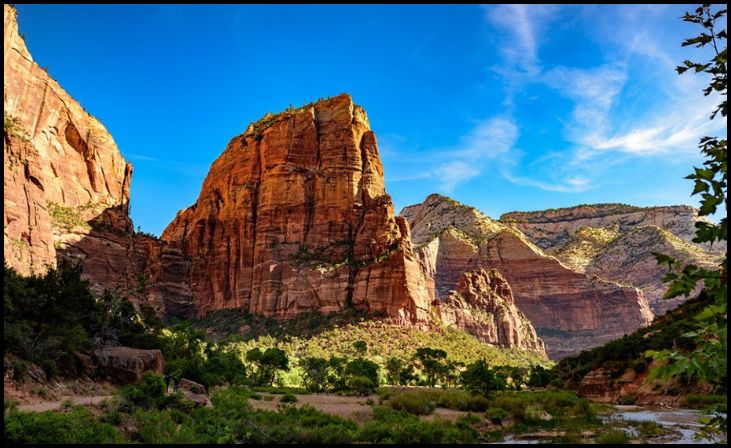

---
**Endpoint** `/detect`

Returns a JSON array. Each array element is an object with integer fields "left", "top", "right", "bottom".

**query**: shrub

[
  {"left": 596, "top": 429, "right": 631, "bottom": 444},
  {"left": 486, "top": 406, "right": 510, "bottom": 424},
  {"left": 348, "top": 376, "right": 376, "bottom": 397},
  {"left": 387, "top": 392, "right": 436, "bottom": 415},
  {"left": 280, "top": 393, "right": 298, "bottom": 403},
  {"left": 4, "top": 407, "right": 122, "bottom": 443},
  {"left": 358, "top": 406, "right": 479, "bottom": 444},
  {"left": 11, "top": 361, "right": 28, "bottom": 382},
  {"left": 133, "top": 409, "right": 201, "bottom": 444},
  {"left": 120, "top": 372, "right": 179, "bottom": 410},
  {"left": 618, "top": 394, "right": 636, "bottom": 405}
]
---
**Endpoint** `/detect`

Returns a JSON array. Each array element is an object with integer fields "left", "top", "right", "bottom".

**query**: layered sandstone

[
  {"left": 435, "top": 269, "right": 544, "bottom": 352},
  {"left": 552, "top": 225, "right": 722, "bottom": 316},
  {"left": 401, "top": 194, "right": 653, "bottom": 358},
  {"left": 3, "top": 5, "right": 180, "bottom": 312},
  {"left": 3, "top": 5, "right": 137, "bottom": 281},
  {"left": 500, "top": 203, "right": 725, "bottom": 254},
  {"left": 162, "top": 94, "right": 431, "bottom": 323}
]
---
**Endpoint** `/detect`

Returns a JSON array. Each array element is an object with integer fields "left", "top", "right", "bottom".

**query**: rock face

[
  {"left": 162, "top": 94, "right": 431, "bottom": 324},
  {"left": 435, "top": 269, "right": 544, "bottom": 352},
  {"left": 96, "top": 347, "right": 164, "bottom": 384},
  {"left": 550, "top": 226, "right": 723, "bottom": 316},
  {"left": 3, "top": 5, "right": 183, "bottom": 313},
  {"left": 4, "top": 5, "right": 133, "bottom": 286},
  {"left": 402, "top": 194, "right": 653, "bottom": 359},
  {"left": 500, "top": 203, "right": 725, "bottom": 254}
]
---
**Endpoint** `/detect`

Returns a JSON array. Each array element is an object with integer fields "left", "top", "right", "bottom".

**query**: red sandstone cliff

[
  {"left": 4, "top": 4, "right": 133, "bottom": 283},
  {"left": 401, "top": 194, "right": 653, "bottom": 358},
  {"left": 435, "top": 269, "right": 544, "bottom": 352},
  {"left": 161, "top": 95, "right": 432, "bottom": 324}
]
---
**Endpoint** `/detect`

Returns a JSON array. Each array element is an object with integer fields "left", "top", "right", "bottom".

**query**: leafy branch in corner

[{"left": 649, "top": 3, "right": 727, "bottom": 440}]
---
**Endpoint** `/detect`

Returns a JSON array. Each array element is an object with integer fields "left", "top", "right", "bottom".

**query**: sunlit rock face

[
  {"left": 434, "top": 268, "right": 545, "bottom": 352},
  {"left": 402, "top": 194, "right": 653, "bottom": 359},
  {"left": 162, "top": 94, "right": 431, "bottom": 323}
]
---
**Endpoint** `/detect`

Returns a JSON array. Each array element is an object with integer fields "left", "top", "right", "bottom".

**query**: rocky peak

[
  {"left": 402, "top": 194, "right": 653, "bottom": 359},
  {"left": 161, "top": 94, "right": 431, "bottom": 322},
  {"left": 435, "top": 268, "right": 544, "bottom": 352}
]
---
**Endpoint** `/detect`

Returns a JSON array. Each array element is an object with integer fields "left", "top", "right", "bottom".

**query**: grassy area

[{"left": 197, "top": 308, "right": 550, "bottom": 390}]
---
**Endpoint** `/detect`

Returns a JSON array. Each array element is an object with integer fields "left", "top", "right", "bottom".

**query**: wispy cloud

[
  {"left": 434, "top": 117, "right": 517, "bottom": 192},
  {"left": 127, "top": 153, "right": 207, "bottom": 177},
  {"left": 482, "top": 4, "right": 557, "bottom": 75}
]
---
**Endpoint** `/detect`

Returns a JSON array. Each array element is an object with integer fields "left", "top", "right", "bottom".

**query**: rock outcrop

[
  {"left": 500, "top": 203, "right": 725, "bottom": 254},
  {"left": 550, "top": 226, "right": 723, "bottom": 316},
  {"left": 402, "top": 194, "right": 653, "bottom": 359},
  {"left": 96, "top": 347, "right": 164, "bottom": 384},
  {"left": 162, "top": 94, "right": 431, "bottom": 324},
  {"left": 3, "top": 5, "right": 183, "bottom": 313},
  {"left": 435, "top": 269, "right": 544, "bottom": 352},
  {"left": 4, "top": 5, "right": 133, "bottom": 286}
]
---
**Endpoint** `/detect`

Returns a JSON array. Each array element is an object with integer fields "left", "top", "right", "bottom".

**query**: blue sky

[{"left": 14, "top": 5, "right": 726, "bottom": 235}]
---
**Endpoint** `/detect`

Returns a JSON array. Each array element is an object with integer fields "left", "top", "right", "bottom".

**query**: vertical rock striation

[{"left": 162, "top": 95, "right": 431, "bottom": 323}]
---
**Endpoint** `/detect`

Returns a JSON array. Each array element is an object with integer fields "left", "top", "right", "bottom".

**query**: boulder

[
  {"left": 96, "top": 347, "right": 164, "bottom": 384},
  {"left": 178, "top": 378, "right": 212, "bottom": 407}
]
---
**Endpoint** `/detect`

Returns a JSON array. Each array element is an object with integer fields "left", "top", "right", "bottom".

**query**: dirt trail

[{"left": 17, "top": 395, "right": 114, "bottom": 412}]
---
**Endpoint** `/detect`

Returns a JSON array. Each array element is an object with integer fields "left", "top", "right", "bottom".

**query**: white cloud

[
  {"left": 482, "top": 4, "right": 558, "bottom": 74},
  {"left": 434, "top": 117, "right": 518, "bottom": 192}
]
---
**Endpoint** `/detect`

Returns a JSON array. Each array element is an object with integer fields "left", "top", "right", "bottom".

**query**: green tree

[
  {"left": 650, "top": 4, "right": 727, "bottom": 438},
  {"left": 527, "top": 365, "right": 555, "bottom": 388},
  {"left": 246, "top": 347, "right": 289, "bottom": 386},
  {"left": 413, "top": 347, "right": 448, "bottom": 387},
  {"left": 345, "top": 358, "right": 380, "bottom": 388},
  {"left": 459, "top": 360, "right": 506, "bottom": 397},
  {"left": 299, "top": 357, "right": 329, "bottom": 392},
  {"left": 385, "top": 357, "right": 417, "bottom": 386}
]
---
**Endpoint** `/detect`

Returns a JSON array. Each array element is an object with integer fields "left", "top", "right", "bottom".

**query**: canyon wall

[
  {"left": 402, "top": 194, "right": 653, "bottom": 358},
  {"left": 161, "top": 94, "right": 432, "bottom": 324},
  {"left": 500, "top": 204, "right": 724, "bottom": 254}
]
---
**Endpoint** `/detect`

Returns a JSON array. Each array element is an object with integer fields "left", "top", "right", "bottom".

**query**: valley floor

[{"left": 4, "top": 382, "right": 724, "bottom": 444}]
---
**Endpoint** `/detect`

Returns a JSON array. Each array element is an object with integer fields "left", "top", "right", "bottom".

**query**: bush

[
  {"left": 133, "top": 409, "right": 201, "bottom": 444},
  {"left": 280, "top": 393, "right": 298, "bottom": 403},
  {"left": 387, "top": 392, "right": 436, "bottom": 415},
  {"left": 486, "top": 406, "right": 510, "bottom": 424},
  {"left": 358, "top": 406, "right": 479, "bottom": 444},
  {"left": 4, "top": 407, "right": 122, "bottom": 443},
  {"left": 618, "top": 394, "right": 636, "bottom": 405},
  {"left": 120, "top": 372, "right": 179, "bottom": 410},
  {"left": 596, "top": 429, "right": 631, "bottom": 444},
  {"left": 348, "top": 376, "right": 376, "bottom": 397}
]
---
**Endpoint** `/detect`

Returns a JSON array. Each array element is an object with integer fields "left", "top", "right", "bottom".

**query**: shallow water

[
  {"left": 604, "top": 405, "right": 719, "bottom": 444},
  {"left": 493, "top": 405, "right": 722, "bottom": 444}
]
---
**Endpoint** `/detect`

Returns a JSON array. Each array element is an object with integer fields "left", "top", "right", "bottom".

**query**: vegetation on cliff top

[{"left": 240, "top": 94, "right": 346, "bottom": 141}]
